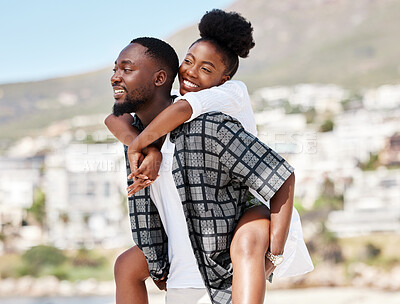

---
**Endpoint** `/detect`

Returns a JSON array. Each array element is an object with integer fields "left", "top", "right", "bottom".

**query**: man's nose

[{"left": 111, "top": 70, "right": 122, "bottom": 84}]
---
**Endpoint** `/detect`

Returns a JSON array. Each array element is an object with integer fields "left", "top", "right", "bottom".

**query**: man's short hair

[{"left": 130, "top": 37, "right": 179, "bottom": 87}]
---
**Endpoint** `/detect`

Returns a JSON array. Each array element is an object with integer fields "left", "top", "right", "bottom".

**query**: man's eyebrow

[
  {"left": 121, "top": 60, "right": 134, "bottom": 65},
  {"left": 114, "top": 60, "right": 135, "bottom": 65}
]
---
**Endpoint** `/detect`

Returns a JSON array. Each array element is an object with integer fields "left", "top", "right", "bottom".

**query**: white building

[
  {"left": 253, "top": 84, "right": 347, "bottom": 114},
  {"left": 44, "top": 142, "right": 131, "bottom": 249},
  {"left": 0, "top": 156, "right": 44, "bottom": 252},
  {"left": 363, "top": 84, "right": 400, "bottom": 110},
  {"left": 327, "top": 169, "right": 400, "bottom": 237}
]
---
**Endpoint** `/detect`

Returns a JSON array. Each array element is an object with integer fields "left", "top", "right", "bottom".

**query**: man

[{"left": 109, "top": 37, "right": 295, "bottom": 304}]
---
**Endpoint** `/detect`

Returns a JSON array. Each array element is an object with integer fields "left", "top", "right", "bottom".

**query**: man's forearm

[{"left": 269, "top": 173, "right": 295, "bottom": 254}]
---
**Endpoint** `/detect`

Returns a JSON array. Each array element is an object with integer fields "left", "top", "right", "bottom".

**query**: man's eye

[
  {"left": 124, "top": 69, "right": 132, "bottom": 72},
  {"left": 202, "top": 67, "right": 211, "bottom": 73}
]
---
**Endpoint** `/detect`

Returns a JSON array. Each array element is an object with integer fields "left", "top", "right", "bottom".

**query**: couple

[{"left": 106, "top": 9, "right": 313, "bottom": 304}]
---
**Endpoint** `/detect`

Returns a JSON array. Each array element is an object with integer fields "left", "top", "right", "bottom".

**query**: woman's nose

[{"left": 186, "top": 66, "right": 197, "bottom": 78}]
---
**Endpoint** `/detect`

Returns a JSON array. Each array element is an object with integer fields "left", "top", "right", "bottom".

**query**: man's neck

[{"left": 136, "top": 94, "right": 173, "bottom": 127}]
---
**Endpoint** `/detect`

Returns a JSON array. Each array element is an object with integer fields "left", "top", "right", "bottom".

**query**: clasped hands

[{"left": 126, "top": 140, "right": 162, "bottom": 196}]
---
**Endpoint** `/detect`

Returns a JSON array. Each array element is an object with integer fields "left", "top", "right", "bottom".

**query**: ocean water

[{"left": 0, "top": 296, "right": 115, "bottom": 304}]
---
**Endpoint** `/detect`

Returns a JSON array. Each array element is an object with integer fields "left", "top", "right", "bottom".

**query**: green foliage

[
  {"left": 0, "top": 248, "right": 114, "bottom": 281},
  {"left": 26, "top": 188, "right": 46, "bottom": 227},
  {"left": 20, "top": 245, "right": 67, "bottom": 277},
  {"left": 305, "top": 108, "right": 317, "bottom": 124},
  {"left": 359, "top": 153, "right": 380, "bottom": 171},
  {"left": 362, "top": 243, "right": 381, "bottom": 260},
  {"left": 293, "top": 197, "right": 306, "bottom": 215},
  {"left": 319, "top": 119, "right": 334, "bottom": 132},
  {"left": 72, "top": 248, "right": 107, "bottom": 268},
  {"left": 314, "top": 178, "right": 344, "bottom": 210}
]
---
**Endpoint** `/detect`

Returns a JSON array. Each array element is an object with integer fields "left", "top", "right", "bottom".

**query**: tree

[{"left": 26, "top": 187, "right": 46, "bottom": 228}]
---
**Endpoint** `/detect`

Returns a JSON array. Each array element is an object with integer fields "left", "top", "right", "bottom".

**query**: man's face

[{"left": 111, "top": 43, "right": 157, "bottom": 116}]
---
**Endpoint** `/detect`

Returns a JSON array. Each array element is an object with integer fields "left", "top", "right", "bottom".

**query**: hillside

[
  {"left": 1, "top": 0, "right": 399, "bottom": 140},
  {"left": 168, "top": 0, "right": 400, "bottom": 91}
]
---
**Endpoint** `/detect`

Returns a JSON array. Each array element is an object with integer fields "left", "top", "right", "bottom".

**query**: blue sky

[{"left": 0, "top": 0, "right": 234, "bottom": 84}]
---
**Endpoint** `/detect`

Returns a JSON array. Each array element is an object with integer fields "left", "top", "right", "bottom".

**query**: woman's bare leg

[
  {"left": 230, "top": 205, "right": 271, "bottom": 304},
  {"left": 114, "top": 246, "right": 150, "bottom": 304}
]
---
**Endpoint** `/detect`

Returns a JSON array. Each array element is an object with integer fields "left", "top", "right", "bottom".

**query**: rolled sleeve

[{"left": 216, "top": 120, "right": 294, "bottom": 201}]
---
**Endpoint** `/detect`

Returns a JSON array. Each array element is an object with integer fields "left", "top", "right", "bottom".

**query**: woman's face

[{"left": 178, "top": 40, "right": 230, "bottom": 95}]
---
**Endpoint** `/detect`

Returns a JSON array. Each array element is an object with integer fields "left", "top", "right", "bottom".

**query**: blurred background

[{"left": 0, "top": 0, "right": 399, "bottom": 303}]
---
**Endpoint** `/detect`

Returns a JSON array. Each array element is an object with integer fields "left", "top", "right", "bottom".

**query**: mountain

[
  {"left": 1, "top": 0, "right": 399, "bottom": 141},
  {"left": 168, "top": 0, "right": 400, "bottom": 91}
]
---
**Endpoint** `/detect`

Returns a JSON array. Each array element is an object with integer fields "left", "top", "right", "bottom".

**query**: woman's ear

[
  {"left": 220, "top": 75, "right": 230, "bottom": 85},
  {"left": 154, "top": 70, "right": 167, "bottom": 87}
]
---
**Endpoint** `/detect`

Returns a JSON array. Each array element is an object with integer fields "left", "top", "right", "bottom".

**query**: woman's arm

[
  {"left": 131, "top": 80, "right": 248, "bottom": 152},
  {"left": 104, "top": 113, "right": 138, "bottom": 146},
  {"left": 268, "top": 173, "right": 294, "bottom": 255},
  {"left": 129, "top": 99, "right": 193, "bottom": 152},
  {"left": 104, "top": 113, "right": 161, "bottom": 181}
]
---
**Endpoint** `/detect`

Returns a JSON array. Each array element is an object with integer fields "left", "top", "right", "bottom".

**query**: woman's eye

[
  {"left": 202, "top": 67, "right": 211, "bottom": 73},
  {"left": 184, "top": 59, "right": 192, "bottom": 64},
  {"left": 124, "top": 69, "right": 132, "bottom": 72}
]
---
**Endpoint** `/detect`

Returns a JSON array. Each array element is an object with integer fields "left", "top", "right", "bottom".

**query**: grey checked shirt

[{"left": 125, "top": 112, "right": 294, "bottom": 304}]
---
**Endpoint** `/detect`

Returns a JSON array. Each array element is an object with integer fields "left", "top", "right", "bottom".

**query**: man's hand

[
  {"left": 127, "top": 140, "right": 143, "bottom": 177},
  {"left": 134, "top": 146, "right": 162, "bottom": 181},
  {"left": 127, "top": 177, "right": 154, "bottom": 196},
  {"left": 127, "top": 142, "right": 162, "bottom": 181}
]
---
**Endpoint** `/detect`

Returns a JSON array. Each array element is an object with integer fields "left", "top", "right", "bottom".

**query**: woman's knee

[
  {"left": 231, "top": 228, "right": 269, "bottom": 259},
  {"left": 114, "top": 246, "right": 149, "bottom": 282},
  {"left": 231, "top": 207, "right": 270, "bottom": 258}
]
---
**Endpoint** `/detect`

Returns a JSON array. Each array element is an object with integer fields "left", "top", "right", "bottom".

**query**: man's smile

[{"left": 113, "top": 86, "right": 126, "bottom": 99}]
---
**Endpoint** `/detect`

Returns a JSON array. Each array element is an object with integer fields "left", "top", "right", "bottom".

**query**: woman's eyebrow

[
  {"left": 200, "top": 60, "right": 216, "bottom": 69},
  {"left": 186, "top": 53, "right": 216, "bottom": 69}
]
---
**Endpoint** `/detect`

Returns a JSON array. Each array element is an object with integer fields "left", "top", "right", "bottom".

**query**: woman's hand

[{"left": 264, "top": 256, "right": 276, "bottom": 279}]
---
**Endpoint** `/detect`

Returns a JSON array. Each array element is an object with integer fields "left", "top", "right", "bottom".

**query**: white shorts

[{"left": 165, "top": 288, "right": 211, "bottom": 304}]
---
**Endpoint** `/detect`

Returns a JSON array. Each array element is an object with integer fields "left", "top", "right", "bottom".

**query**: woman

[{"left": 106, "top": 9, "right": 312, "bottom": 304}]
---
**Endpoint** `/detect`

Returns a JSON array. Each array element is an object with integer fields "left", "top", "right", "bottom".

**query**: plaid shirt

[{"left": 125, "top": 112, "right": 294, "bottom": 304}]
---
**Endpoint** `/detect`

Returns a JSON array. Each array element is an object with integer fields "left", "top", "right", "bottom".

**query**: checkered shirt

[{"left": 125, "top": 112, "right": 294, "bottom": 304}]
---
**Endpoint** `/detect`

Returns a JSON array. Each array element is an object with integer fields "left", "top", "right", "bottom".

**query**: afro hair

[{"left": 198, "top": 9, "right": 255, "bottom": 58}]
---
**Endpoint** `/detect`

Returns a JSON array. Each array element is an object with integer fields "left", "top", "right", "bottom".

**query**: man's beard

[{"left": 112, "top": 87, "right": 151, "bottom": 116}]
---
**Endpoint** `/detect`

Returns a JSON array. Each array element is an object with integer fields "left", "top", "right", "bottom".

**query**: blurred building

[
  {"left": 327, "top": 169, "right": 400, "bottom": 237},
  {"left": 0, "top": 156, "right": 44, "bottom": 253},
  {"left": 379, "top": 133, "right": 400, "bottom": 166},
  {"left": 44, "top": 142, "right": 131, "bottom": 249}
]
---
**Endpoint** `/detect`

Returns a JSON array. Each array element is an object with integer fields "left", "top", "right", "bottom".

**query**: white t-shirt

[{"left": 148, "top": 80, "right": 313, "bottom": 289}]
